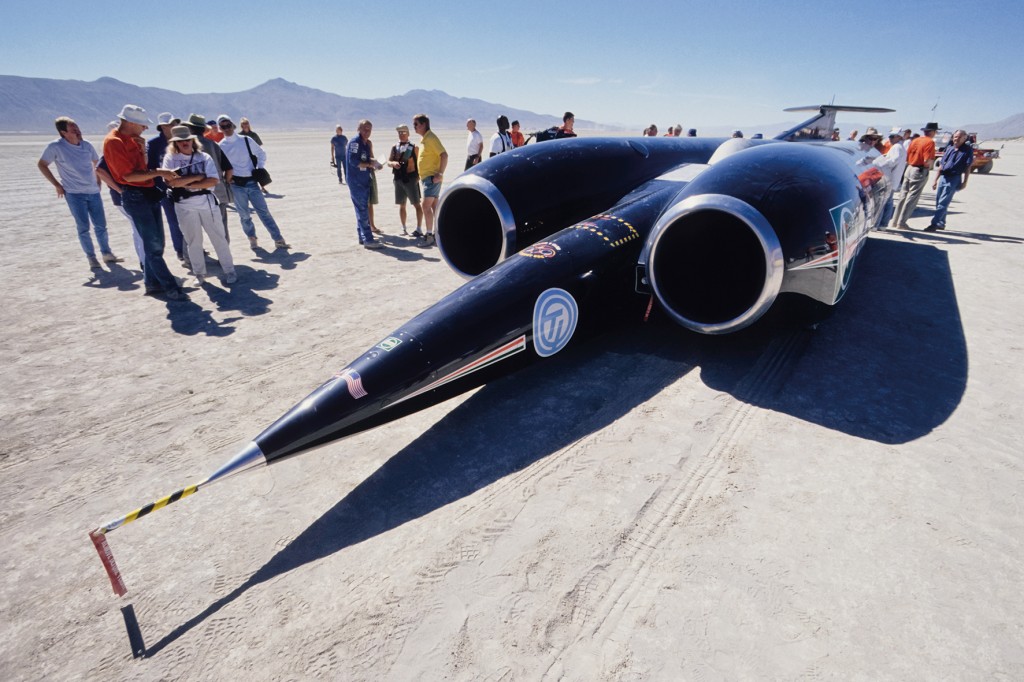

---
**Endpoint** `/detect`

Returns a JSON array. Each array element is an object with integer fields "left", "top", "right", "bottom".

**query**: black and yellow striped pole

[{"left": 88, "top": 442, "right": 266, "bottom": 596}]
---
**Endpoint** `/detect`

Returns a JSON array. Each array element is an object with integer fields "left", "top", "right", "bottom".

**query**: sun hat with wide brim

[{"left": 117, "top": 104, "right": 152, "bottom": 126}]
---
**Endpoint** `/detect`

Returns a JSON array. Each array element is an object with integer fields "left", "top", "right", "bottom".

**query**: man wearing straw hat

[{"left": 103, "top": 104, "right": 187, "bottom": 300}]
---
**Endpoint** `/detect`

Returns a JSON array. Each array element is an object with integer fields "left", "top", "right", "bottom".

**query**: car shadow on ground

[{"left": 139, "top": 237, "right": 967, "bottom": 657}]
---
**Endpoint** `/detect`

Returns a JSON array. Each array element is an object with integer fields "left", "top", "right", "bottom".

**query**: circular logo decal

[
  {"left": 533, "top": 288, "right": 578, "bottom": 357},
  {"left": 520, "top": 242, "right": 560, "bottom": 259}
]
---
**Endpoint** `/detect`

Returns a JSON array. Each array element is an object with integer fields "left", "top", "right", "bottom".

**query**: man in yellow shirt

[{"left": 413, "top": 113, "right": 448, "bottom": 245}]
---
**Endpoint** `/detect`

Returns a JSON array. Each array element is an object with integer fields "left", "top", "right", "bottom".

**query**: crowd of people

[
  {"left": 38, "top": 104, "right": 288, "bottom": 301},
  {"left": 848, "top": 122, "right": 974, "bottom": 232},
  {"left": 335, "top": 112, "right": 575, "bottom": 249},
  {"left": 38, "top": 104, "right": 975, "bottom": 303}
]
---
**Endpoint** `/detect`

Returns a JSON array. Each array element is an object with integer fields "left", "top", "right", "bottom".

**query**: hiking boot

[
  {"left": 423, "top": 233, "right": 436, "bottom": 246},
  {"left": 87, "top": 255, "right": 102, "bottom": 269},
  {"left": 274, "top": 239, "right": 291, "bottom": 249},
  {"left": 248, "top": 236, "right": 258, "bottom": 249},
  {"left": 102, "top": 252, "right": 124, "bottom": 263}
]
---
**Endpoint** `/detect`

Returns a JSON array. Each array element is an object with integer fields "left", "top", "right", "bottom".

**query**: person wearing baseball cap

[
  {"left": 216, "top": 114, "right": 289, "bottom": 250},
  {"left": 103, "top": 104, "right": 188, "bottom": 300}
]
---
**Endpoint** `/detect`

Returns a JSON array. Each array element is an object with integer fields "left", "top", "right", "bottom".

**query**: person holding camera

[
  {"left": 162, "top": 126, "right": 237, "bottom": 284},
  {"left": 387, "top": 125, "right": 423, "bottom": 235}
]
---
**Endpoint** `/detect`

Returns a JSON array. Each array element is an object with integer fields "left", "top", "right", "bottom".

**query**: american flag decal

[{"left": 334, "top": 369, "right": 368, "bottom": 399}]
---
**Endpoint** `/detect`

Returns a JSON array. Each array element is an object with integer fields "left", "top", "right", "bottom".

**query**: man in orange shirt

[
  {"left": 103, "top": 104, "right": 188, "bottom": 300},
  {"left": 204, "top": 119, "right": 225, "bottom": 143},
  {"left": 510, "top": 120, "right": 525, "bottom": 148},
  {"left": 891, "top": 122, "right": 939, "bottom": 229}
]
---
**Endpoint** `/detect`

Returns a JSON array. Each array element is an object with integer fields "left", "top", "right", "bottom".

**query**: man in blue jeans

[
  {"left": 925, "top": 129, "right": 973, "bottom": 232},
  {"left": 37, "top": 116, "right": 124, "bottom": 270},
  {"left": 103, "top": 104, "right": 187, "bottom": 301},
  {"left": 216, "top": 114, "right": 290, "bottom": 250}
]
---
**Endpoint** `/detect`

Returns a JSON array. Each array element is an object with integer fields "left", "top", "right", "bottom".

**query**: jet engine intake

[
  {"left": 436, "top": 137, "right": 727, "bottom": 279},
  {"left": 436, "top": 175, "right": 513, "bottom": 278},
  {"left": 643, "top": 194, "right": 784, "bottom": 334}
]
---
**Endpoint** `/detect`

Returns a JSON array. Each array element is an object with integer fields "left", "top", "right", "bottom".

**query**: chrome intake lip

[
  {"left": 436, "top": 174, "right": 516, "bottom": 279},
  {"left": 643, "top": 193, "right": 785, "bottom": 335}
]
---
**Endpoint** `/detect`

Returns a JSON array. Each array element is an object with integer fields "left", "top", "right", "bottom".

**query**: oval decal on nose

[{"left": 533, "top": 288, "right": 578, "bottom": 357}]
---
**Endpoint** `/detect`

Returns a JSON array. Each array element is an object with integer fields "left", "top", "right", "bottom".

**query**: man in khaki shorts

[{"left": 387, "top": 125, "right": 423, "bottom": 235}]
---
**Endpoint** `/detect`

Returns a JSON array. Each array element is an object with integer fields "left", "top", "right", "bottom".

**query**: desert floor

[{"left": 1, "top": 131, "right": 1022, "bottom": 681}]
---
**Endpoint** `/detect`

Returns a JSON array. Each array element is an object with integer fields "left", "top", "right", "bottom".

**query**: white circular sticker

[{"left": 533, "top": 288, "right": 578, "bottom": 357}]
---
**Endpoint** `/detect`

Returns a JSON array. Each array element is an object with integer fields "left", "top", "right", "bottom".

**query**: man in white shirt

[
  {"left": 216, "top": 114, "right": 289, "bottom": 250},
  {"left": 465, "top": 119, "right": 483, "bottom": 170},
  {"left": 38, "top": 116, "right": 123, "bottom": 269},
  {"left": 488, "top": 115, "right": 514, "bottom": 158}
]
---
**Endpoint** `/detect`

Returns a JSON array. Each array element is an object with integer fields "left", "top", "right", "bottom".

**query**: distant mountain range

[
  {"left": 0, "top": 75, "right": 610, "bottom": 134},
  {"left": 2, "top": 75, "right": 1021, "bottom": 140}
]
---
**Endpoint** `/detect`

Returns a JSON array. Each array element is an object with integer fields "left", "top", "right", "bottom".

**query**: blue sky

[{"left": 3, "top": 0, "right": 1022, "bottom": 130}]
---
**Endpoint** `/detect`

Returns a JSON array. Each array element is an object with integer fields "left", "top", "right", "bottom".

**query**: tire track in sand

[{"left": 539, "top": 329, "right": 812, "bottom": 678}]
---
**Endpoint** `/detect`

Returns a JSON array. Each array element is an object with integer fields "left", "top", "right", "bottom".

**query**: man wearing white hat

[
  {"left": 37, "top": 116, "right": 123, "bottom": 270},
  {"left": 103, "top": 104, "right": 187, "bottom": 300}
]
